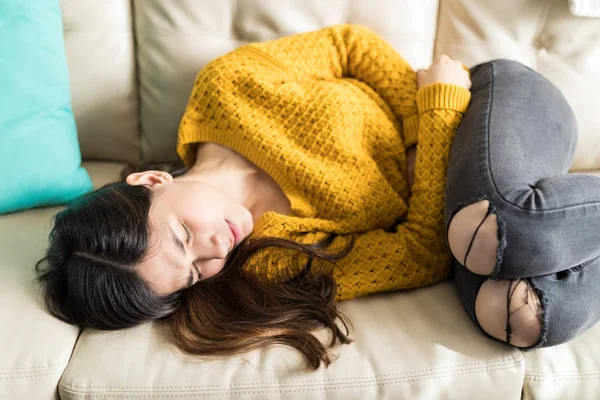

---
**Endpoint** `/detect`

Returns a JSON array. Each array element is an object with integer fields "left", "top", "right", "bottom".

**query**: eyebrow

[{"left": 169, "top": 226, "right": 194, "bottom": 288}]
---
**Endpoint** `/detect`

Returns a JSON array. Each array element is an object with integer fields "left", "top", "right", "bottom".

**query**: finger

[
  {"left": 434, "top": 54, "right": 452, "bottom": 64},
  {"left": 462, "top": 75, "right": 472, "bottom": 89}
]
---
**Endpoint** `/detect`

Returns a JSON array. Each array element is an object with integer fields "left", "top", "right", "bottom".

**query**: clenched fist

[{"left": 417, "top": 55, "right": 471, "bottom": 90}]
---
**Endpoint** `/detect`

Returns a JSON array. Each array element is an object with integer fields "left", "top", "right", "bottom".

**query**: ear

[{"left": 125, "top": 170, "right": 172, "bottom": 187}]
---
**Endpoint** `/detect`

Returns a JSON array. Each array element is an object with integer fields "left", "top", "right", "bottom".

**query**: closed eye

[{"left": 181, "top": 221, "right": 192, "bottom": 245}]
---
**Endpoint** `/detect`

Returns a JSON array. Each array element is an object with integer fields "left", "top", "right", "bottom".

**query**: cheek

[{"left": 200, "top": 258, "right": 228, "bottom": 279}]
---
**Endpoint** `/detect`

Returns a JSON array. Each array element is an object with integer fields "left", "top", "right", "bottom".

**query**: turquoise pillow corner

[{"left": 0, "top": 0, "right": 92, "bottom": 215}]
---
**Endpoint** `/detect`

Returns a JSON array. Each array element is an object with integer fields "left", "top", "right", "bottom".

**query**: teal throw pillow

[{"left": 0, "top": 0, "right": 92, "bottom": 215}]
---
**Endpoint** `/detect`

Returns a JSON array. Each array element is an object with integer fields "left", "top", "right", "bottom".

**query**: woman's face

[{"left": 126, "top": 171, "right": 254, "bottom": 295}]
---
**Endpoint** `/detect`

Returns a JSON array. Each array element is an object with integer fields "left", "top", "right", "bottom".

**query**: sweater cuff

[
  {"left": 402, "top": 113, "right": 419, "bottom": 148},
  {"left": 416, "top": 83, "right": 471, "bottom": 114}
]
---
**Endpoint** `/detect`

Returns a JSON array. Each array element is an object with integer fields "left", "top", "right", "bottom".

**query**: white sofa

[{"left": 2, "top": 0, "right": 599, "bottom": 399}]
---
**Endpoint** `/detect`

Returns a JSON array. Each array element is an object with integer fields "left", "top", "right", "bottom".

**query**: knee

[
  {"left": 475, "top": 278, "right": 543, "bottom": 348},
  {"left": 448, "top": 200, "right": 501, "bottom": 276}
]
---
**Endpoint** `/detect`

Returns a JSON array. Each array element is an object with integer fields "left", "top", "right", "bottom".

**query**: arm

[
  {"left": 330, "top": 59, "right": 472, "bottom": 300},
  {"left": 244, "top": 82, "right": 471, "bottom": 301},
  {"left": 243, "top": 24, "right": 420, "bottom": 147},
  {"left": 332, "top": 82, "right": 471, "bottom": 300}
]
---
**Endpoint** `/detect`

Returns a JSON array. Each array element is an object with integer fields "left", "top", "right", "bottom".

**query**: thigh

[{"left": 445, "top": 59, "right": 578, "bottom": 218}]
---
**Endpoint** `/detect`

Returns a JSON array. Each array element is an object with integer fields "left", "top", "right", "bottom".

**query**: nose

[
  {"left": 191, "top": 232, "right": 229, "bottom": 260},
  {"left": 209, "top": 233, "right": 229, "bottom": 258}
]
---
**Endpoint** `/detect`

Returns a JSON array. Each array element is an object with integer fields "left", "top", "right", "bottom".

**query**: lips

[{"left": 225, "top": 220, "right": 241, "bottom": 250}]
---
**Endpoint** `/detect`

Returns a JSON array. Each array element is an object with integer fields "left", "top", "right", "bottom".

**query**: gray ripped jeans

[{"left": 445, "top": 59, "right": 600, "bottom": 349}]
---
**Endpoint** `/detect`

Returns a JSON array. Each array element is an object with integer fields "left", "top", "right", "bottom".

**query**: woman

[{"left": 35, "top": 24, "right": 597, "bottom": 370}]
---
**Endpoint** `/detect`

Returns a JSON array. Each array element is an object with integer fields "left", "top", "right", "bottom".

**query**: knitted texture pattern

[{"left": 177, "top": 25, "right": 471, "bottom": 301}]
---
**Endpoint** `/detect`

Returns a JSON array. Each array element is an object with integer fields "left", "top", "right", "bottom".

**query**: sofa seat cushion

[
  {"left": 0, "top": 205, "right": 79, "bottom": 400},
  {"left": 0, "top": 162, "right": 123, "bottom": 400},
  {"left": 522, "top": 322, "right": 600, "bottom": 400},
  {"left": 59, "top": 281, "right": 524, "bottom": 400}
]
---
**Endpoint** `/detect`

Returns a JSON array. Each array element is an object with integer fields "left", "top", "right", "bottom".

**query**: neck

[{"left": 176, "top": 143, "right": 263, "bottom": 212}]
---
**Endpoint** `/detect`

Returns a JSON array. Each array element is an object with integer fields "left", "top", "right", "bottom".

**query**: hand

[{"left": 417, "top": 55, "right": 471, "bottom": 90}]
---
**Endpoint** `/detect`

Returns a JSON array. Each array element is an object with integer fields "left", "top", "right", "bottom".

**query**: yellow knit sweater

[{"left": 177, "top": 25, "right": 471, "bottom": 301}]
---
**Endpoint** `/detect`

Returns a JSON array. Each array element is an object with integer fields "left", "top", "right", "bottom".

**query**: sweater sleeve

[
  {"left": 242, "top": 24, "right": 419, "bottom": 147},
  {"left": 243, "top": 84, "right": 470, "bottom": 300},
  {"left": 330, "top": 83, "right": 471, "bottom": 300}
]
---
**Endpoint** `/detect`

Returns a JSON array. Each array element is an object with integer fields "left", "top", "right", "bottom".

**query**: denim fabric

[{"left": 445, "top": 59, "right": 600, "bottom": 348}]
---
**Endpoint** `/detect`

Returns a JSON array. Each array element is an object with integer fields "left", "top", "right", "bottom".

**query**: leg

[
  {"left": 475, "top": 278, "right": 542, "bottom": 348},
  {"left": 446, "top": 59, "right": 600, "bottom": 347},
  {"left": 455, "top": 255, "right": 600, "bottom": 348},
  {"left": 445, "top": 59, "right": 600, "bottom": 279},
  {"left": 452, "top": 262, "right": 543, "bottom": 348},
  {"left": 448, "top": 200, "right": 500, "bottom": 276}
]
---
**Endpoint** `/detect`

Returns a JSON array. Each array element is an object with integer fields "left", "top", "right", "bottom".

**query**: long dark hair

[{"left": 35, "top": 158, "right": 355, "bottom": 370}]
